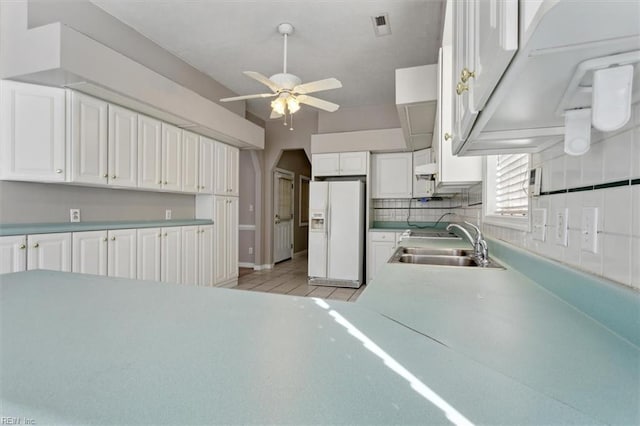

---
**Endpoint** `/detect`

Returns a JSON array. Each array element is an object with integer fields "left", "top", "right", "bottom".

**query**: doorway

[{"left": 273, "top": 168, "right": 294, "bottom": 263}]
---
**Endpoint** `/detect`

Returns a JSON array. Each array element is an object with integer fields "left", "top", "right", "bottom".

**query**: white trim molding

[
  {"left": 238, "top": 224, "right": 256, "bottom": 231},
  {"left": 253, "top": 264, "right": 274, "bottom": 271},
  {"left": 293, "top": 249, "right": 308, "bottom": 259}
]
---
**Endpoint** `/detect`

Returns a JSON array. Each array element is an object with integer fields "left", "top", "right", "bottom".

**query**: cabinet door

[
  {"left": 312, "top": 153, "right": 340, "bottom": 177},
  {"left": 0, "top": 235, "right": 27, "bottom": 274},
  {"left": 226, "top": 197, "right": 239, "bottom": 280},
  {"left": 108, "top": 104, "right": 138, "bottom": 188},
  {"left": 182, "top": 131, "right": 199, "bottom": 193},
  {"left": 181, "top": 226, "right": 199, "bottom": 285},
  {"left": 451, "top": 0, "right": 478, "bottom": 150},
  {"left": 161, "top": 227, "right": 181, "bottom": 284},
  {"left": 70, "top": 93, "right": 108, "bottom": 185},
  {"left": 213, "top": 197, "right": 228, "bottom": 283},
  {"left": 368, "top": 239, "right": 395, "bottom": 283},
  {"left": 72, "top": 231, "right": 108, "bottom": 276},
  {"left": 137, "top": 116, "right": 162, "bottom": 190},
  {"left": 198, "top": 225, "right": 214, "bottom": 286},
  {"left": 137, "top": 228, "right": 161, "bottom": 281},
  {"left": 27, "top": 233, "right": 71, "bottom": 272},
  {"left": 0, "top": 81, "right": 66, "bottom": 181},
  {"left": 108, "top": 229, "right": 137, "bottom": 279},
  {"left": 371, "top": 153, "right": 413, "bottom": 199},
  {"left": 213, "top": 142, "right": 228, "bottom": 195},
  {"left": 161, "top": 123, "right": 182, "bottom": 192},
  {"left": 471, "top": 0, "right": 518, "bottom": 112},
  {"left": 227, "top": 145, "right": 239, "bottom": 196},
  {"left": 412, "top": 149, "right": 435, "bottom": 198},
  {"left": 199, "top": 137, "right": 215, "bottom": 194},
  {"left": 339, "top": 152, "right": 367, "bottom": 175}
]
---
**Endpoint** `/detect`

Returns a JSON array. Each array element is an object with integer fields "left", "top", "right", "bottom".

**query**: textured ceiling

[{"left": 92, "top": 0, "right": 444, "bottom": 120}]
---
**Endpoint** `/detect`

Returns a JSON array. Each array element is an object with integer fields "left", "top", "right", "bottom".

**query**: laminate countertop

[{"left": 1, "top": 238, "right": 638, "bottom": 424}]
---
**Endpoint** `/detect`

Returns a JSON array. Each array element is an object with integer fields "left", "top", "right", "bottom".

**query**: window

[
  {"left": 484, "top": 153, "right": 530, "bottom": 230},
  {"left": 299, "top": 176, "right": 310, "bottom": 226}
]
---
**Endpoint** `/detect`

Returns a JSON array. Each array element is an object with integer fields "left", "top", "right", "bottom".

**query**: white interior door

[{"left": 273, "top": 170, "right": 294, "bottom": 264}]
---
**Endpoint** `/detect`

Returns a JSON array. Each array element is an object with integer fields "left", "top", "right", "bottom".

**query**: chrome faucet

[{"left": 446, "top": 221, "right": 489, "bottom": 266}]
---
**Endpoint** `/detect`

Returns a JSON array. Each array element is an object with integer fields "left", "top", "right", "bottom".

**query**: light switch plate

[
  {"left": 532, "top": 208, "right": 547, "bottom": 241},
  {"left": 581, "top": 207, "right": 598, "bottom": 253},
  {"left": 555, "top": 208, "right": 568, "bottom": 246},
  {"left": 165, "top": 209, "right": 172, "bottom": 220}
]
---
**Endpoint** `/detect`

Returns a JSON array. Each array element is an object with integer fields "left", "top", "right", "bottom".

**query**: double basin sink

[{"left": 389, "top": 247, "right": 504, "bottom": 269}]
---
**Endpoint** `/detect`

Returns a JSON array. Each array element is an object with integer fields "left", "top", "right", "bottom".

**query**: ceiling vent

[{"left": 372, "top": 13, "right": 391, "bottom": 37}]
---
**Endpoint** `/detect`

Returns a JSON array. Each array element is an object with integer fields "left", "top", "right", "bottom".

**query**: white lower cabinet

[
  {"left": 26, "top": 233, "right": 72, "bottom": 272},
  {"left": 161, "top": 226, "right": 181, "bottom": 284},
  {"left": 198, "top": 225, "right": 214, "bottom": 286},
  {"left": 213, "top": 196, "right": 238, "bottom": 286},
  {"left": 367, "top": 232, "right": 402, "bottom": 283},
  {"left": 137, "top": 228, "right": 161, "bottom": 281},
  {"left": 0, "top": 235, "right": 27, "bottom": 274},
  {"left": 181, "top": 226, "right": 199, "bottom": 285},
  {"left": 107, "top": 229, "right": 137, "bottom": 279},
  {"left": 72, "top": 230, "right": 108, "bottom": 276}
]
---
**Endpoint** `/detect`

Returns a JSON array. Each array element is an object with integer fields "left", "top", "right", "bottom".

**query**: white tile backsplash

[
  {"left": 603, "top": 186, "right": 632, "bottom": 235},
  {"left": 603, "top": 129, "right": 632, "bottom": 182},
  {"left": 581, "top": 141, "right": 604, "bottom": 185},
  {"left": 602, "top": 234, "right": 632, "bottom": 287},
  {"left": 632, "top": 237, "right": 640, "bottom": 290},
  {"left": 632, "top": 186, "right": 640, "bottom": 237}
]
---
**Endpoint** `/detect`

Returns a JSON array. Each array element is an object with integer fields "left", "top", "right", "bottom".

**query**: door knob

[
  {"left": 444, "top": 133, "right": 452, "bottom": 141},
  {"left": 456, "top": 82, "right": 469, "bottom": 95},
  {"left": 460, "top": 68, "right": 475, "bottom": 83}
]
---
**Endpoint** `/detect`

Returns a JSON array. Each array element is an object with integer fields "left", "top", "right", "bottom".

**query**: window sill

[{"left": 483, "top": 214, "right": 530, "bottom": 232}]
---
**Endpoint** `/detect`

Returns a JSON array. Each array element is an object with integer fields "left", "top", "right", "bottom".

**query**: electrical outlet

[
  {"left": 555, "top": 208, "right": 568, "bottom": 246},
  {"left": 165, "top": 209, "right": 172, "bottom": 220},
  {"left": 248, "top": 247, "right": 253, "bottom": 255},
  {"left": 532, "top": 208, "right": 546, "bottom": 241},
  {"left": 581, "top": 207, "right": 598, "bottom": 253},
  {"left": 249, "top": 204, "right": 254, "bottom": 212},
  {"left": 69, "top": 208, "right": 81, "bottom": 223}
]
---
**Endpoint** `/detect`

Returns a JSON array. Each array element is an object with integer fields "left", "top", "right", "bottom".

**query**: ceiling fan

[{"left": 220, "top": 23, "right": 342, "bottom": 127}]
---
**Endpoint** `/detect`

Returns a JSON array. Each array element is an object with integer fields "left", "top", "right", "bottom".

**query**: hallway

[{"left": 234, "top": 254, "right": 367, "bottom": 301}]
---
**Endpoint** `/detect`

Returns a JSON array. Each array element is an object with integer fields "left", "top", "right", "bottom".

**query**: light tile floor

[{"left": 233, "top": 254, "right": 367, "bottom": 302}]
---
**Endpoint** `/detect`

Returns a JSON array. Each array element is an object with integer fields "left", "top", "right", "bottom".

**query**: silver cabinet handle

[
  {"left": 111, "top": 236, "right": 116, "bottom": 241},
  {"left": 112, "top": 175, "right": 117, "bottom": 179},
  {"left": 19, "top": 244, "right": 26, "bottom": 250},
  {"left": 103, "top": 237, "right": 108, "bottom": 242},
  {"left": 55, "top": 169, "right": 63, "bottom": 174},
  {"left": 33, "top": 243, "right": 39, "bottom": 248},
  {"left": 103, "top": 173, "right": 108, "bottom": 178}
]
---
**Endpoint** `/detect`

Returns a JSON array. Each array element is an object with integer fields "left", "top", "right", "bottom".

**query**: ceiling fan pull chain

[{"left": 289, "top": 112, "right": 294, "bottom": 131}]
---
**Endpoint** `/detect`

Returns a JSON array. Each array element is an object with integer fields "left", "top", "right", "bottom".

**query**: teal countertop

[
  {"left": 0, "top": 219, "right": 214, "bottom": 236},
  {"left": 358, "top": 237, "right": 640, "bottom": 425},
  {"left": 1, "top": 270, "right": 600, "bottom": 425}
]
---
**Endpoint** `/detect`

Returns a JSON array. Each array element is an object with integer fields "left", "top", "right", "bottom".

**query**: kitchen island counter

[{"left": 1, "top": 269, "right": 603, "bottom": 425}]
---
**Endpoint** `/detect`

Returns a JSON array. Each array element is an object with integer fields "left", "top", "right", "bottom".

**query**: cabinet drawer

[{"left": 370, "top": 231, "right": 396, "bottom": 242}]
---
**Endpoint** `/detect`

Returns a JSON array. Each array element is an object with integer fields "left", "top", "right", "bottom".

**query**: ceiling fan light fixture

[
  {"left": 271, "top": 97, "right": 287, "bottom": 115},
  {"left": 287, "top": 96, "right": 300, "bottom": 114}
]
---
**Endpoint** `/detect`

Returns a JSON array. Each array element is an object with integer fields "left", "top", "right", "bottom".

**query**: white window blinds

[{"left": 495, "top": 154, "right": 529, "bottom": 216}]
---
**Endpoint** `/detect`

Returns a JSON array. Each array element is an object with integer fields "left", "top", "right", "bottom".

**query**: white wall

[{"left": 317, "top": 104, "right": 400, "bottom": 134}]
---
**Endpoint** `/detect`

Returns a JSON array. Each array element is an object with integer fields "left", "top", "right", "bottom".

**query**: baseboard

[
  {"left": 253, "top": 264, "right": 273, "bottom": 271},
  {"left": 238, "top": 262, "right": 255, "bottom": 269},
  {"left": 293, "top": 249, "right": 308, "bottom": 258}
]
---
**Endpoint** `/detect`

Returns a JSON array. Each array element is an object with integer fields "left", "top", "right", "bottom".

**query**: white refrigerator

[{"left": 308, "top": 181, "right": 365, "bottom": 288}]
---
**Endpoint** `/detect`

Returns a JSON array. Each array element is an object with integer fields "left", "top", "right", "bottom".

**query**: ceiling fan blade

[
  {"left": 297, "top": 95, "right": 340, "bottom": 112},
  {"left": 243, "top": 71, "right": 282, "bottom": 92},
  {"left": 220, "top": 93, "right": 277, "bottom": 102},
  {"left": 293, "top": 78, "right": 342, "bottom": 95},
  {"left": 270, "top": 110, "right": 283, "bottom": 119}
]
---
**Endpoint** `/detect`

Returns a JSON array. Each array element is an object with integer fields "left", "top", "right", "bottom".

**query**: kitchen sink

[{"left": 389, "top": 247, "right": 504, "bottom": 269}]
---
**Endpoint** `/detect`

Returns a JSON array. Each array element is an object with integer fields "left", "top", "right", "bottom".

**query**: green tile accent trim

[
  {"left": 594, "top": 179, "right": 630, "bottom": 190},
  {"left": 630, "top": 178, "right": 639, "bottom": 185},
  {"left": 0, "top": 219, "right": 214, "bottom": 237},
  {"left": 567, "top": 185, "right": 594, "bottom": 193},
  {"left": 488, "top": 237, "right": 640, "bottom": 348}
]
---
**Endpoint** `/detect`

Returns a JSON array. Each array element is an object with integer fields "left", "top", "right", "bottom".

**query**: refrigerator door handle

[{"left": 327, "top": 206, "right": 330, "bottom": 238}]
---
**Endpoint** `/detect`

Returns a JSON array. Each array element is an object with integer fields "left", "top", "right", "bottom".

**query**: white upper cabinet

[
  {"left": 0, "top": 81, "right": 66, "bottom": 182},
  {"left": 161, "top": 123, "right": 182, "bottom": 192},
  {"left": 69, "top": 92, "right": 108, "bottom": 185},
  {"left": 371, "top": 153, "right": 413, "bottom": 199},
  {"left": 26, "top": 233, "right": 72, "bottom": 272},
  {"left": 108, "top": 104, "right": 138, "bottom": 188},
  {"left": 138, "top": 115, "right": 162, "bottom": 190},
  {"left": 137, "top": 227, "right": 161, "bottom": 281},
  {"left": 181, "top": 130, "right": 199, "bottom": 193},
  {"left": 214, "top": 142, "right": 239, "bottom": 196},
  {"left": 313, "top": 152, "right": 368, "bottom": 177},
  {"left": 199, "top": 137, "right": 215, "bottom": 194},
  {"left": 107, "top": 229, "right": 137, "bottom": 279},
  {"left": 72, "top": 230, "right": 108, "bottom": 276},
  {"left": 0, "top": 235, "right": 27, "bottom": 274}
]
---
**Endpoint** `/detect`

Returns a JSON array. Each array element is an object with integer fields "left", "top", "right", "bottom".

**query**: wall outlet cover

[
  {"left": 555, "top": 208, "right": 568, "bottom": 246},
  {"left": 532, "top": 208, "right": 547, "bottom": 241},
  {"left": 70, "top": 209, "right": 81, "bottom": 223},
  {"left": 165, "top": 209, "right": 172, "bottom": 220},
  {"left": 581, "top": 207, "right": 598, "bottom": 253}
]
